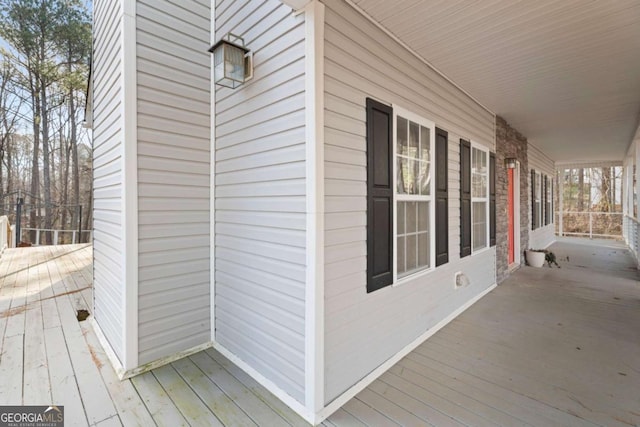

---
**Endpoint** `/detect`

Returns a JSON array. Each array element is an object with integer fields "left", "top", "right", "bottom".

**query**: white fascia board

[{"left": 280, "top": 0, "right": 312, "bottom": 11}]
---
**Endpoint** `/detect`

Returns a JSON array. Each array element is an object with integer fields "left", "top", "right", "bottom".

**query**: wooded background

[
  {"left": 0, "top": 0, "right": 91, "bottom": 244},
  {"left": 559, "top": 166, "right": 623, "bottom": 237}
]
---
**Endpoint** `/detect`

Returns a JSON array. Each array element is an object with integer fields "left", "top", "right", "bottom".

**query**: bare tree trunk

[
  {"left": 601, "top": 167, "right": 611, "bottom": 212},
  {"left": 70, "top": 82, "right": 79, "bottom": 232},
  {"left": 6, "top": 140, "right": 13, "bottom": 210},
  {"left": 578, "top": 168, "right": 584, "bottom": 211},
  {"left": 40, "top": 73, "right": 53, "bottom": 245},
  {"left": 30, "top": 86, "right": 41, "bottom": 244},
  {"left": 61, "top": 133, "right": 70, "bottom": 238}
]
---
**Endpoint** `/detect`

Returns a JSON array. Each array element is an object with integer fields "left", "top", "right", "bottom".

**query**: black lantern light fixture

[
  {"left": 505, "top": 157, "right": 518, "bottom": 169},
  {"left": 209, "top": 33, "right": 253, "bottom": 89}
]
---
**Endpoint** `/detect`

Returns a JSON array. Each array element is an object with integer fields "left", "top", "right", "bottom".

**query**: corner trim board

[
  {"left": 90, "top": 317, "right": 125, "bottom": 377},
  {"left": 210, "top": 0, "right": 216, "bottom": 345},
  {"left": 304, "top": 0, "right": 326, "bottom": 415},
  {"left": 121, "top": 0, "right": 139, "bottom": 370}
]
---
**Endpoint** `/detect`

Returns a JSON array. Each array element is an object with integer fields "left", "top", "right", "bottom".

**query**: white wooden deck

[{"left": 0, "top": 240, "right": 638, "bottom": 426}]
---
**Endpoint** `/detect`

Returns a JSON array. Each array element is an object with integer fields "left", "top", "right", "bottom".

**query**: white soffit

[{"left": 352, "top": 0, "right": 640, "bottom": 163}]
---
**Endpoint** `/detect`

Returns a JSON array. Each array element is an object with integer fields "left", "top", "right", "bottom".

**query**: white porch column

[{"left": 636, "top": 140, "right": 640, "bottom": 219}]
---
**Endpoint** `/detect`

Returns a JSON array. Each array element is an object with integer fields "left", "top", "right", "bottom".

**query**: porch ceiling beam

[{"left": 555, "top": 160, "right": 623, "bottom": 170}]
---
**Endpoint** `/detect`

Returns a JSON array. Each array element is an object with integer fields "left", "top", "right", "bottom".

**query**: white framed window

[
  {"left": 546, "top": 176, "right": 552, "bottom": 224},
  {"left": 535, "top": 171, "right": 542, "bottom": 227},
  {"left": 393, "top": 107, "right": 436, "bottom": 281},
  {"left": 471, "top": 144, "right": 489, "bottom": 252}
]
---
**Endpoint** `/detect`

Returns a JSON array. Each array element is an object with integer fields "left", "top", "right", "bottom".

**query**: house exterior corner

[{"left": 91, "top": 0, "right": 567, "bottom": 424}]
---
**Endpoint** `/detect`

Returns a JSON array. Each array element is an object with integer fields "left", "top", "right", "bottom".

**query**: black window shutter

[
  {"left": 531, "top": 169, "right": 537, "bottom": 230},
  {"left": 460, "top": 139, "right": 471, "bottom": 258},
  {"left": 435, "top": 128, "right": 449, "bottom": 266},
  {"left": 543, "top": 175, "right": 548, "bottom": 226},
  {"left": 366, "top": 98, "right": 393, "bottom": 293},
  {"left": 489, "top": 152, "right": 496, "bottom": 246}
]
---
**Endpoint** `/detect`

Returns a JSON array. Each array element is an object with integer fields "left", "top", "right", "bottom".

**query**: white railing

[
  {"left": 623, "top": 215, "right": 639, "bottom": 261},
  {"left": 557, "top": 211, "right": 623, "bottom": 239},
  {"left": 0, "top": 216, "right": 9, "bottom": 252},
  {"left": 20, "top": 228, "right": 92, "bottom": 246}
]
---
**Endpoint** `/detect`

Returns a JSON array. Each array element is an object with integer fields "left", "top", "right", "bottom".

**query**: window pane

[
  {"left": 419, "top": 161, "right": 430, "bottom": 195},
  {"left": 413, "top": 160, "right": 420, "bottom": 194},
  {"left": 406, "top": 201, "right": 417, "bottom": 233},
  {"left": 397, "top": 236, "right": 405, "bottom": 275},
  {"left": 418, "top": 201, "right": 428, "bottom": 232},
  {"left": 397, "top": 201, "right": 405, "bottom": 235},
  {"left": 420, "top": 126, "right": 430, "bottom": 161},
  {"left": 406, "top": 234, "right": 417, "bottom": 271},
  {"left": 418, "top": 232, "right": 429, "bottom": 268},
  {"left": 397, "top": 117, "right": 407, "bottom": 156},
  {"left": 403, "top": 159, "right": 419, "bottom": 194},
  {"left": 409, "top": 121, "right": 419, "bottom": 156},
  {"left": 472, "top": 148, "right": 487, "bottom": 197},
  {"left": 397, "top": 157, "right": 407, "bottom": 194},
  {"left": 398, "top": 158, "right": 419, "bottom": 195},
  {"left": 473, "top": 201, "right": 487, "bottom": 251},
  {"left": 398, "top": 200, "right": 430, "bottom": 278}
]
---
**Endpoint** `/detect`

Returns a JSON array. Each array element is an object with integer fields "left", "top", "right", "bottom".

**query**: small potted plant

[
  {"left": 525, "top": 249, "right": 546, "bottom": 267},
  {"left": 525, "top": 249, "right": 561, "bottom": 268}
]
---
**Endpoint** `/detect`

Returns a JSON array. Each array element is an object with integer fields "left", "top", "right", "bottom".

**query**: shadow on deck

[{"left": 0, "top": 240, "right": 638, "bottom": 426}]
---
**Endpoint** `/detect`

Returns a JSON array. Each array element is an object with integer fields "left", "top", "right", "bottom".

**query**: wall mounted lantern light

[
  {"left": 209, "top": 33, "right": 253, "bottom": 89},
  {"left": 505, "top": 158, "right": 518, "bottom": 169}
]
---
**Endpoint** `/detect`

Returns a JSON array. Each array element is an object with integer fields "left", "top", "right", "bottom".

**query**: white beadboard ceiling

[{"left": 351, "top": 0, "right": 640, "bottom": 163}]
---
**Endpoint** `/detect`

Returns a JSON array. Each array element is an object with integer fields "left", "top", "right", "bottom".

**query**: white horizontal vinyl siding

[
  {"left": 92, "top": 0, "right": 125, "bottom": 363},
  {"left": 323, "top": 0, "right": 496, "bottom": 404},
  {"left": 529, "top": 143, "right": 556, "bottom": 250},
  {"left": 136, "top": 0, "right": 211, "bottom": 364},
  {"left": 214, "top": 0, "right": 307, "bottom": 404}
]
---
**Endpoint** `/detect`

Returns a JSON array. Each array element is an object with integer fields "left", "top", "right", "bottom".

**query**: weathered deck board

[
  {"left": 194, "top": 350, "right": 292, "bottom": 427},
  {"left": 395, "top": 355, "right": 576, "bottom": 427},
  {"left": 45, "top": 325, "right": 88, "bottom": 425},
  {"left": 81, "top": 321, "right": 156, "bottom": 427},
  {"left": 171, "top": 356, "right": 258, "bottom": 427},
  {"left": 341, "top": 397, "right": 400, "bottom": 426},
  {"left": 0, "top": 239, "right": 638, "bottom": 427},
  {"left": 131, "top": 371, "right": 189, "bottom": 427},
  {"left": 0, "top": 333, "right": 24, "bottom": 405},
  {"left": 152, "top": 363, "right": 225, "bottom": 427},
  {"left": 22, "top": 247, "right": 51, "bottom": 405}
]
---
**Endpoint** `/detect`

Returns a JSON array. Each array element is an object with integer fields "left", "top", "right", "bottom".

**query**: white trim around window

[
  {"left": 471, "top": 142, "right": 490, "bottom": 254},
  {"left": 535, "top": 171, "right": 542, "bottom": 228},
  {"left": 392, "top": 106, "right": 436, "bottom": 285}
]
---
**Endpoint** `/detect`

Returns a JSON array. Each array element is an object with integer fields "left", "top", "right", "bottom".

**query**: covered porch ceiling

[{"left": 349, "top": 0, "right": 640, "bottom": 164}]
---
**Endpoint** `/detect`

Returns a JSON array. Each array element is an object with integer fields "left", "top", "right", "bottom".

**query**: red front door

[{"left": 507, "top": 168, "right": 515, "bottom": 264}]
